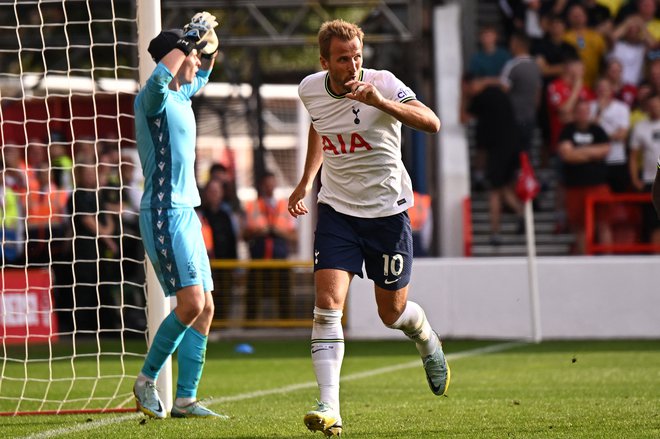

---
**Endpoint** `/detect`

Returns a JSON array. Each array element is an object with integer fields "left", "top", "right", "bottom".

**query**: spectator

[
  {"left": 547, "top": 57, "right": 595, "bottom": 151},
  {"left": 409, "top": 191, "right": 433, "bottom": 257},
  {"left": 49, "top": 141, "right": 73, "bottom": 190},
  {"left": 533, "top": 14, "right": 580, "bottom": 83},
  {"left": 501, "top": 31, "right": 543, "bottom": 153},
  {"left": 496, "top": 0, "right": 555, "bottom": 39},
  {"left": 25, "top": 163, "right": 68, "bottom": 264},
  {"left": 464, "top": 76, "right": 524, "bottom": 245},
  {"left": 0, "top": 170, "right": 24, "bottom": 266},
  {"left": 590, "top": 77, "right": 632, "bottom": 192},
  {"left": 558, "top": 99, "right": 612, "bottom": 253},
  {"left": 629, "top": 93, "right": 660, "bottom": 243},
  {"left": 644, "top": 57, "right": 660, "bottom": 96},
  {"left": 514, "top": 0, "right": 545, "bottom": 38},
  {"left": 630, "top": 82, "right": 653, "bottom": 127},
  {"left": 563, "top": 3, "right": 608, "bottom": 87},
  {"left": 610, "top": 16, "right": 652, "bottom": 87},
  {"left": 532, "top": 13, "right": 580, "bottom": 162},
  {"left": 577, "top": 0, "right": 614, "bottom": 36},
  {"left": 3, "top": 144, "right": 35, "bottom": 195},
  {"left": 207, "top": 161, "right": 242, "bottom": 236},
  {"left": 467, "top": 25, "right": 511, "bottom": 189},
  {"left": 615, "top": 0, "right": 660, "bottom": 47},
  {"left": 119, "top": 153, "right": 144, "bottom": 270},
  {"left": 243, "top": 171, "right": 297, "bottom": 320},
  {"left": 68, "top": 164, "right": 119, "bottom": 332},
  {"left": 26, "top": 137, "right": 47, "bottom": 172},
  {"left": 468, "top": 24, "right": 511, "bottom": 79},
  {"left": 604, "top": 57, "right": 638, "bottom": 107},
  {"left": 72, "top": 138, "right": 96, "bottom": 165},
  {"left": 199, "top": 179, "right": 238, "bottom": 320}
]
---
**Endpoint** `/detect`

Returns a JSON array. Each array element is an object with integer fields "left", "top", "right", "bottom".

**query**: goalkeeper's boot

[
  {"left": 134, "top": 381, "right": 166, "bottom": 419},
  {"left": 304, "top": 401, "right": 342, "bottom": 437},
  {"left": 171, "top": 400, "right": 229, "bottom": 419},
  {"left": 422, "top": 342, "right": 451, "bottom": 396}
]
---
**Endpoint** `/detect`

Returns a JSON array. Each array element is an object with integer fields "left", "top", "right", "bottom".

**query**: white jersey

[
  {"left": 298, "top": 68, "right": 416, "bottom": 218},
  {"left": 630, "top": 119, "right": 660, "bottom": 183},
  {"left": 589, "top": 99, "right": 630, "bottom": 165}
]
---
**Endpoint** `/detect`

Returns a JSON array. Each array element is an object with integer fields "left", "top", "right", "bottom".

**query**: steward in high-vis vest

[
  {"left": 408, "top": 191, "right": 432, "bottom": 257},
  {"left": 242, "top": 171, "right": 297, "bottom": 320},
  {"left": 243, "top": 172, "right": 297, "bottom": 259},
  {"left": 0, "top": 182, "right": 23, "bottom": 264}
]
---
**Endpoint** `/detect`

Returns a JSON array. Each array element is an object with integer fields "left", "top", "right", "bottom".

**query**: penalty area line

[{"left": 20, "top": 340, "right": 524, "bottom": 439}]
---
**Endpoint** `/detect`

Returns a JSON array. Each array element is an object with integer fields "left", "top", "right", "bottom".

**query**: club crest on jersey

[
  {"left": 352, "top": 106, "right": 360, "bottom": 124},
  {"left": 322, "top": 133, "right": 372, "bottom": 155}
]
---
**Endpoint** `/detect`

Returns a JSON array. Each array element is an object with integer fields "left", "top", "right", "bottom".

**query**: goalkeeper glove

[
  {"left": 175, "top": 26, "right": 205, "bottom": 57},
  {"left": 185, "top": 11, "right": 220, "bottom": 58}
]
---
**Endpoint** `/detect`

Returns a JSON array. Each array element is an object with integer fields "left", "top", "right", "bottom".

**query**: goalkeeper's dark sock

[
  {"left": 175, "top": 326, "right": 207, "bottom": 399},
  {"left": 141, "top": 311, "right": 189, "bottom": 380}
]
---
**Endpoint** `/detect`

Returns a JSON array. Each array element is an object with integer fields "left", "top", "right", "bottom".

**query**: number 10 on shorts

[{"left": 382, "top": 253, "right": 404, "bottom": 276}]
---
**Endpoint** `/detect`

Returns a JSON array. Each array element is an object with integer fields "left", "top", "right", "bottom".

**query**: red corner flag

[{"left": 516, "top": 151, "right": 540, "bottom": 202}]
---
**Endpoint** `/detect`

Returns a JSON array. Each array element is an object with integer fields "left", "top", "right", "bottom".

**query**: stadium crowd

[
  {"left": 0, "top": 131, "right": 300, "bottom": 327},
  {"left": 463, "top": 0, "right": 660, "bottom": 254}
]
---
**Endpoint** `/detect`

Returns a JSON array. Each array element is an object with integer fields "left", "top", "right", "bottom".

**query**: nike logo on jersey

[
  {"left": 384, "top": 278, "right": 399, "bottom": 285},
  {"left": 311, "top": 117, "right": 320, "bottom": 122}
]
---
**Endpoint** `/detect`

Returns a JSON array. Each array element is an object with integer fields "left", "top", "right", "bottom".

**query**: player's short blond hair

[{"left": 318, "top": 19, "right": 364, "bottom": 60}]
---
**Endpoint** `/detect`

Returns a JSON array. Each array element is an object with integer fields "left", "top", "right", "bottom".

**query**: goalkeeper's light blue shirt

[{"left": 135, "top": 63, "right": 210, "bottom": 209}]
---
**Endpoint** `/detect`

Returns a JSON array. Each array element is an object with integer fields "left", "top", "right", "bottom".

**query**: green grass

[{"left": 1, "top": 339, "right": 659, "bottom": 438}]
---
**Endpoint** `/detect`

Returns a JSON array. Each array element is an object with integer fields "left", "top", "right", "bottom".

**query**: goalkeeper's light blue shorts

[
  {"left": 313, "top": 203, "right": 412, "bottom": 291},
  {"left": 139, "top": 207, "right": 213, "bottom": 296}
]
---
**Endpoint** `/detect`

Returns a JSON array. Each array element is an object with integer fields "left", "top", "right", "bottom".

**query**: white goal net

[{"left": 0, "top": 0, "right": 147, "bottom": 415}]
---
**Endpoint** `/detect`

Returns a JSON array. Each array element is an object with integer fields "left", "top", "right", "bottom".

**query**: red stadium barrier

[
  {"left": 463, "top": 197, "right": 472, "bottom": 257},
  {"left": 0, "top": 269, "right": 58, "bottom": 344},
  {"left": 584, "top": 192, "right": 660, "bottom": 255}
]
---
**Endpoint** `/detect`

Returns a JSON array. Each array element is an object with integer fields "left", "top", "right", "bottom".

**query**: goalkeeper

[{"left": 133, "top": 12, "right": 223, "bottom": 419}]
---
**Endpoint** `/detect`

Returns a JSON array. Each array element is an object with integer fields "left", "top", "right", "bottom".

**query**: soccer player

[
  {"left": 288, "top": 19, "right": 449, "bottom": 437},
  {"left": 132, "top": 12, "right": 224, "bottom": 419}
]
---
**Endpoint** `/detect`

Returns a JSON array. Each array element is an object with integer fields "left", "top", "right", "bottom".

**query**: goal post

[
  {"left": 0, "top": 0, "right": 171, "bottom": 416},
  {"left": 135, "top": 0, "right": 173, "bottom": 414}
]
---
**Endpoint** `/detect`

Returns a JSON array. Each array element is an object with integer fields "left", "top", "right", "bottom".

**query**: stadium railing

[
  {"left": 209, "top": 259, "right": 315, "bottom": 329},
  {"left": 584, "top": 192, "right": 660, "bottom": 255}
]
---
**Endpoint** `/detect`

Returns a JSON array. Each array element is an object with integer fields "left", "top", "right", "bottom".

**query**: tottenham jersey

[
  {"left": 135, "top": 63, "right": 210, "bottom": 210},
  {"left": 298, "top": 68, "right": 416, "bottom": 218}
]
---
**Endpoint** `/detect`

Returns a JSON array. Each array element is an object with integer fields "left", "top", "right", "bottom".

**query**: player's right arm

[{"left": 288, "top": 123, "right": 323, "bottom": 217}]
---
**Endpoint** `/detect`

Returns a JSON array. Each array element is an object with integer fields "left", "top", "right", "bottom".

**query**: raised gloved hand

[{"left": 185, "top": 11, "right": 219, "bottom": 57}]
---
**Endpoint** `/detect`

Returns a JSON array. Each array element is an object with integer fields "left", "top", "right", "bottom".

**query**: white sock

[
  {"left": 388, "top": 301, "right": 439, "bottom": 357},
  {"left": 311, "top": 307, "right": 344, "bottom": 415}
]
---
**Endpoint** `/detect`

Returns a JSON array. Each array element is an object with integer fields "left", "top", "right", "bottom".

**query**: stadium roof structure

[{"left": 162, "top": 0, "right": 424, "bottom": 47}]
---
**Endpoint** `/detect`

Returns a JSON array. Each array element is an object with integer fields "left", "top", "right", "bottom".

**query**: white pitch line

[{"left": 20, "top": 340, "right": 524, "bottom": 439}]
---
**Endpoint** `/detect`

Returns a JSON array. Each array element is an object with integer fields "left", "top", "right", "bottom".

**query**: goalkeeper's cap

[{"left": 148, "top": 29, "right": 207, "bottom": 62}]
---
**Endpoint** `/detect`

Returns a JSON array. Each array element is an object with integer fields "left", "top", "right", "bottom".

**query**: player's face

[
  {"left": 177, "top": 51, "right": 201, "bottom": 85},
  {"left": 321, "top": 36, "right": 363, "bottom": 95}
]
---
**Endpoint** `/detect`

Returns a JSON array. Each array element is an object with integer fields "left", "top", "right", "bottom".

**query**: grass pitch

[{"left": 1, "top": 339, "right": 659, "bottom": 438}]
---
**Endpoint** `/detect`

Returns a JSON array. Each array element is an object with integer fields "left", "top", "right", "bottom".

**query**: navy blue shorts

[{"left": 314, "top": 203, "right": 412, "bottom": 290}]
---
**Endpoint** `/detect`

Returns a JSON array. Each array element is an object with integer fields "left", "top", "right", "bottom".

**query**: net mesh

[{"left": 0, "top": 0, "right": 145, "bottom": 415}]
